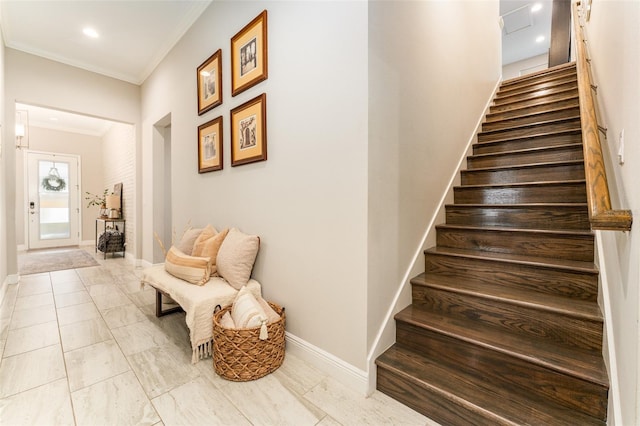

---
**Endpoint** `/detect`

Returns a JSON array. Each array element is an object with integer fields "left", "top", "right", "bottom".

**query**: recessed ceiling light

[
  {"left": 536, "top": 35, "right": 545, "bottom": 43},
  {"left": 83, "top": 27, "right": 99, "bottom": 38},
  {"left": 531, "top": 3, "right": 543, "bottom": 13}
]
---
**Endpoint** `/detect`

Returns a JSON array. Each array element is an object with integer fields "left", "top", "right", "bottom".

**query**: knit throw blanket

[{"left": 140, "top": 264, "right": 262, "bottom": 363}]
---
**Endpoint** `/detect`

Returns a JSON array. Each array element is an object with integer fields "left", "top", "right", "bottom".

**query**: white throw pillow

[{"left": 231, "top": 286, "right": 267, "bottom": 329}]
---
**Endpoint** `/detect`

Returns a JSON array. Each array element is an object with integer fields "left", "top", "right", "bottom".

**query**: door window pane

[{"left": 38, "top": 160, "right": 70, "bottom": 239}]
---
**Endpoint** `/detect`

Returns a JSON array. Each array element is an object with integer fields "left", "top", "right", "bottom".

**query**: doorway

[{"left": 26, "top": 151, "right": 80, "bottom": 249}]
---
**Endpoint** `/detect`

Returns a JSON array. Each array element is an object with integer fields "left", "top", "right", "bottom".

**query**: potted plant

[{"left": 85, "top": 189, "right": 109, "bottom": 218}]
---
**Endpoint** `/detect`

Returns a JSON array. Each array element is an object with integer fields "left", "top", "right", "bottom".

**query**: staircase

[{"left": 375, "top": 62, "right": 608, "bottom": 425}]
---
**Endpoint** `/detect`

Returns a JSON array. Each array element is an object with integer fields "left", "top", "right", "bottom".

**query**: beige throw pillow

[
  {"left": 197, "top": 228, "right": 229, "bottom": 275},
  {"left": 175, "top": 227, "right": 203, "bottom": 256},
  {"left": 191, "top": 224, "right": 217, "bottom": 257},
  {"left": 164, "top": 246, "right": 211, "bottom": 285},
  {"left": 216, "top": 228, "right": 260, "bottom": 290}
]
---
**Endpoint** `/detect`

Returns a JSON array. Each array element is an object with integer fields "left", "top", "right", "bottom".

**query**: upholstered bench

[
  {"left": 141, "top": 265, "right": 261, "bottom": 362},
  {"left": 140, "top": 226, "right": 261, "bottom": 363}
]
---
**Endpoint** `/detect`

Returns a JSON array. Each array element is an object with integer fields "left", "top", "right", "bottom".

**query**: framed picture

[
  {"left": 198, "top": 116, "right": 223, "bottom": 173},
  {"left": 197, "top": 49, "right": 222, "bottom": 115},
  {"left": 231, "top": 10, "right": 268, "bottom": 97},
  {"left": 230, "top": 93, "right": 266, "bottom": 166}
]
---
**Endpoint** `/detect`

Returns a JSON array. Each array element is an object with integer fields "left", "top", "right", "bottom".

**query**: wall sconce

[{"left": 15, "top": 110, "right": 29, "bottom": 149}]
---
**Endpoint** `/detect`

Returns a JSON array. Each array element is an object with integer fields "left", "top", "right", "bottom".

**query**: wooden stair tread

[
  {"left": 475, "top": 128, "right": 581, "bottom": 147},
  {"left": 456, "top": 179, "right": 586, "bottom": 189},
  {"left": 484, "top": 105, "right": 579, "bottom": 126},
  {"left": 395, "top": 305, "right": 607, "bottom": 386},
  {"left": 477, "top": 128, "right": 582, "bottom": 145},
  {"left": 501, "top": 62, "right": 576, "bottom": 86},
  {"left": 425, "top": 246, "right": 598, "bottom": 274},
  {"left": 485, "top": 95, "right": 579, "bottom": 121},
  {"left": 411, "top": 271, "right": 601, "bottom": 321},
  {"left": 463, "top": 159, "right": 584, "bottom": 173},
  {"left": 469, "top": 143, "right": 583, "bottom": 160},
  {"left": 495, "top": 82, "right": 578, "bottom": 102},
  {"left": 493, "top": 87, "right": 578, "bottom": 105},
  {"left": 479, "top": 116, "right": 581, "bottom": 136},
  {"left": 377, "top": 345, "right": 605, "bottom": 426},
  {"left": 436, "top": 223, "right": 593, "bottom": 237},
  {"left": 490, "top": 91, "right": 578, "bottom": 112},
  {"left": 497, "top": 75, "right": 578, "bottom": 98},
  {"left": 446, "top": 202, "right": 588, "bottom": 208}
]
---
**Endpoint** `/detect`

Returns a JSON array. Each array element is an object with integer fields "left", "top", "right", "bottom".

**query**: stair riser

[
  {"left": 489, "top": 88, "right": 578, "bottom": 113},
  {"left": 411, "top": 286, "right": 602, "bottom": 351},
  {"left": 474, "top": 132, "right": 582, "bottom": 155},
  {"left": 377, "top": 367, "right": 510, "bottom": 426},
  {"left": 494, "top": 83, "right": 578, "bottom": 105},
  {"left": 461, "top": 163, "right": 585, "bottom": 186},
  {"left": 468, "top": 146, "right": 583, "bottom": 168},
  {"left": 436, "top": 227, "right": 594, "bottom": 262},
  {"left": 486, "top": 97, "right": 579, "bottom": 122},
  {"left": 424, "top": 252, "right": 598, "bottom": 301},
  {"left": 501, "top": 67, "right": 577, "bottom": 92},
  {"left": 497, "top": 74, "right": 577, "bottom": 98},
  {"left": 445, "top": 205, "right": 591, "bottom": 231},
  {"left": 478, "top": 119, "right": 581, "bottom": 143},
  {"left": 482, "top": 107, "right": 580, "bottom": 132},
  {"left": 395, "top": 322, "right": 607, "bottom": 420},
  {"left": 454, "top": 183, "right": 587, "bottom": 204},
  {"left": 378, "top": 369, "right": 517, "bottom": 426}
]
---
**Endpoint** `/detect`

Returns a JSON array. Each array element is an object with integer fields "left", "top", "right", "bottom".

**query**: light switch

[{"left": 618, "top": 129, "right": 625, "bottom": 165}]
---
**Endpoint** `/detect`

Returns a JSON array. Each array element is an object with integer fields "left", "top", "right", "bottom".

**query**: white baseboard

[
  {"left": 80, "top": 240, "right": 94, "bottom": 247},
  {"left": 285, "top": 332, "right": 369, "bottom": 396},
  {"left": 137, "top": 258, "right": 153, "bottom": 269},
  {"left": 17, "top": 244, "right": 26, "bottom": 252},
  {"left": 0, "top": 274, "right": 20, "bottom": 307}
]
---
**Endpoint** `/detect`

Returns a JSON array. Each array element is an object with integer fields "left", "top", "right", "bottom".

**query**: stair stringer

[
  {"left": 595, "top": 230, "right": 624, "bottom": 425},
  {"left": 365, "top": 77, "right": 502, "bottom": 395}
]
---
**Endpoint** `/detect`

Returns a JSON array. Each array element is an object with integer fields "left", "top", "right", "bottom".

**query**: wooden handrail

[{"left": 572, "top": 2, "right": 632, "bottom": 231}]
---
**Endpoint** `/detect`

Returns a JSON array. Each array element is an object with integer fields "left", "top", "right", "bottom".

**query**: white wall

[
  {"left": 102, "top": 123, "right": 136, "bottom": 256},
  {"left": 502, "top": 53, "right": 549, "bottom": 80},
  {"left": 14, "top": 127, "right": 103, "bottom": 245},
  {"left": 583, "top": 1, "right": 640, "bottom": 424},
  {"left": 367, "top": 0, "right": 501, "bottom": 371},
  {"left": 0, "top": 27, "right": 8, "bottom": 304},
  {"left": 4, "top": 49, "right": 141, "bottom": 274},
  {"left": 142, "top": 2, "right": 369, "bottom": 370}
]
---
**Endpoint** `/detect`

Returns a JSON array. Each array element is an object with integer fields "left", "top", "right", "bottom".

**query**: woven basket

[{"left": 212, "top": 302, "right": 286, "bottom": 381}]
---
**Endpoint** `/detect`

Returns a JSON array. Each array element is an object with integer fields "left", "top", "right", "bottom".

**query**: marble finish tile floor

[{"left": 0, "top": 248, "right": 439, "bottom": 425}]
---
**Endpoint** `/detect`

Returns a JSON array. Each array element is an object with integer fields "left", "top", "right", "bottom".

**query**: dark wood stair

[{"left": 376, "top": 62, "right": 608, "bottom": 425}]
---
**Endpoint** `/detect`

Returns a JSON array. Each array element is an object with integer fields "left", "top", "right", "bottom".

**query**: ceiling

[
  {"left": 2, "top": 0, "right": 211, "bottom": 136},
  {"left": 0, "top": 0, "right": 211, "bottom": 85},
  {"left": 501, "top": 0, "right": 553, "bottom": 65},
  {"left": 5, "top": 1, "right": 550, "bottom": 136}
]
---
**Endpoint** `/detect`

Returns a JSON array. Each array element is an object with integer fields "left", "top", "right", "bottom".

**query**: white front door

[{"left": 26, "top": 152, "right": 80, "bottom": 249}]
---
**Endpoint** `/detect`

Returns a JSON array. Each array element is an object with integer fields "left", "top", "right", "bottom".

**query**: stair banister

[{"left": 572, "top": 2, "right": 632, "bottom": 231}]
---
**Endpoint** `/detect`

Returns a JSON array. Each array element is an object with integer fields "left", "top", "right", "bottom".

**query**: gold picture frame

[
  {"left": 197, "top": 49, "right": 222, "bottom": 115},
  {"left": 230, "top": 93, "right": 266, "bottom": 166},
  {"left": 198, "top": 116, "right": 223, "bottom": 173},
  {"left": 231, "top": 10, "right": 268, "bottom": 97}
]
